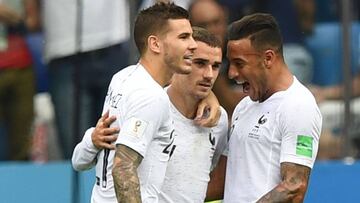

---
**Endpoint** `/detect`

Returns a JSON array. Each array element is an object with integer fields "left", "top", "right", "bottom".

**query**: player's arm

[
  {"left": 256, "top": 162, "right": 311, "bottom": 203},
  {"left": 195, "top": 90, "right": 221, "bottom": 127},
  {"left": 205, "top": 155, "right": 227, "bottom": 201},
  {"left": 72, "top": 111, "right": 119, "bottom": 171},
  {"left": 112, "top": 144, "right": 143, "bottom": 203}
]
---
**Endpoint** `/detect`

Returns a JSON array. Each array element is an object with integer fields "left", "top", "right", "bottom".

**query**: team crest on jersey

[
  {"left": 248, "top": 112, "right": 269, "bottom": 140},
  {"left": 255, "top": 114, "right": 268, "bottom": 128}
]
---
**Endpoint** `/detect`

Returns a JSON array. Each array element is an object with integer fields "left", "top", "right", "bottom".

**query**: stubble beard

[{"left": 164, "top": 53, "right": 191, "bottom": 75}]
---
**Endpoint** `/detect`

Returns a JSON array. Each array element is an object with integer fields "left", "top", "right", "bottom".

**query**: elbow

[
  {"left": 71, "top": 157, "right": 84, "bottom": 171},
  {"left": 71, "top": 155, "right": 91, "bottom": 171}
]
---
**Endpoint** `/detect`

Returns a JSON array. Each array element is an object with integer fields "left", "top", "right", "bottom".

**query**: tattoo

[
  {"left": 256, "top": 162, "right": 311, "bottom": 203},
  {"left": 112, "top": 144, "right": 143, "bottom": 203}
]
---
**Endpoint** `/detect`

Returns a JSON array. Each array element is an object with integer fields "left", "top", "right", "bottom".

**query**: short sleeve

[
  {"left": 115, "top": 89, "right": 170, "bottom": 157},
  {"left": 279, "top": 99, "right": 322, "bottom": 168}
]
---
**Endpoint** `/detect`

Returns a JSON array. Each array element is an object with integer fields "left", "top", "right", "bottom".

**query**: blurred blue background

[{"left": 0, "top": 160, "right": 359, "bottom": 203}]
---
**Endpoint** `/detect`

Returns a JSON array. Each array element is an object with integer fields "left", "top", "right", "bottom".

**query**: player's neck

[
  {"left": 139, "top": 58, "right": 173, "bottom": 87},
  {"left": 270, "top": 63, "right": 294, "bottom": 92},
  {"left": 167, "top": 86, "right": 199, "bottom": 119}
]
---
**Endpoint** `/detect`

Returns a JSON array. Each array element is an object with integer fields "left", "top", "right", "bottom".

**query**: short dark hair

[
  {"left": 134, "top": 2, "right": 189, "bottom": 55},
  {"left": 192, "top": 26, "right": 222, "bottom": 48},
  {"left": 227, "top": 13, "right": 283, "bottom": 54}
]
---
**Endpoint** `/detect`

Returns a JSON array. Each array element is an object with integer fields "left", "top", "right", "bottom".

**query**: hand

[
  {"left": 194, "top": 91, "right": 221, "bottom": 127},
  {"left": 92, "top": 111, "right": 119, "bottom": 150}
]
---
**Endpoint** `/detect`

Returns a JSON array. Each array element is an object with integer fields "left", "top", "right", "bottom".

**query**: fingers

[
  {"left": 103, "top": 115, "right": 117, "bottom": 127},
  {"left": 206, "top": 107, "right": 221, "bottom": 127},
  {"left": 101, "top": 135, "right": 118, "bottom": 143},
  {"left": 96, "top": 111, "right": 116, "bottom": 128},
  {"left": 93, "top": 132, "right": 118, "bottom": 150},
  {"left": 92, "top": 111, "right": 119, "bottom": 150},
  {"left": 195, "top": 102, "right": 207, "bottom": 121},
  {"left": 102, "top": 127, "right": 120, "bottom": 136},
  {"left": 194, "top": 106, "right": 221, "bottom": 127},
  {"left": 101, "top": 135, "right": 118, "bottom": 150},
  {"left": 102, "top": 143, "right": 116, "bottom": 150}
]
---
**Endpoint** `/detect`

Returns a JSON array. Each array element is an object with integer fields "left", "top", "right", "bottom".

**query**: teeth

[
  {"left": 235, "top": 80, "right": 246, "bottom": 85},
  {"left": 184, "top": 54, "right": 193, "bottom": 60}
]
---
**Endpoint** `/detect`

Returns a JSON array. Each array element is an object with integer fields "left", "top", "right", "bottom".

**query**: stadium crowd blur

[{"left": 0, "top": 0, "right": 359, "bottom": 161}]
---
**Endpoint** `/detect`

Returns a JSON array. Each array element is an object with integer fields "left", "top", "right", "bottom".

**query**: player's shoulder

[
  {"left": 278, "top": 78, "right": 321, "bottom": 121},
  {"left": 233, "top": 96, "right": 252, "bottom": 115},
  {"left": 113, "top": 64, "right": 167, "bottom": 99},
  {"left": 127, "top": 83, "right": 169, "bottom": 112},
  {"left": 282, "top": 78, "right": 318, "bottom": 110},
  {"left": 112, "top": 64, "right": 138, "bottom": 79}
]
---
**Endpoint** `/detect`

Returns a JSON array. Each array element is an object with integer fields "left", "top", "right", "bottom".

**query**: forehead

[
  {"left": 227, "top": 38, "right": 254, "bottom": 59},
  {"left": 165, "top": 19, "right": 192, "bottom": 35},
  {"left": 194, "top": 41, "right": 222, "bottom": 60}
]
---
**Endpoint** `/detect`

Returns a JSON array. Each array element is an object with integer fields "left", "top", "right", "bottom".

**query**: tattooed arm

[
  {"left": 256, "top": 162, "right": 311, "bottom": 203},
  {"left": 112, "top": 144, "right": 143, "bottom": 203}
]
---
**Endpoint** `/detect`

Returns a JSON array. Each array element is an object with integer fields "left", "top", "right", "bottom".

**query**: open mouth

[
  {"left": 236, "top": 80, "right": 250, "bottom": 93},
  {"left": 183, "top": 54, "right": 193, "bottom": 65}
]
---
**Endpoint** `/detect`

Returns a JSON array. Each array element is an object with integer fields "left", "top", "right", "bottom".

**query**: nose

[
  {"left": 188, "top": 36, "right": 197, "bottom": 51},
  {"left": 228, "top": 64, "right": 238, "bottom": 79},
  {"left": 204, "top": 65, "right": 214, "bottom": 80}
]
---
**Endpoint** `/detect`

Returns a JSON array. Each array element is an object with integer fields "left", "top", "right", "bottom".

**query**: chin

[{"left": 196, "top": 92, "right": 209, "bottom": 100}]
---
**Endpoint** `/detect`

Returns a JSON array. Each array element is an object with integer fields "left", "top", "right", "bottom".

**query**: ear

[
  {"left": 263, "top": 49, "right": 276, "bottom": 68},
  {"left": 148, "top": 35, "right": 161, "bottom": 54}
]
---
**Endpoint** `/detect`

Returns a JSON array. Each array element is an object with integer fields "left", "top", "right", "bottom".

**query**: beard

[{"left": 164, "top": 51, "right": 191, "bottom": 75}]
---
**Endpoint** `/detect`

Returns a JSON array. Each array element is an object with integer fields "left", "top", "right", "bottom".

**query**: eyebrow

[
  {"left": 194, "top": 58, "right": 222, "bottom": 66},
  {"left": 230, "top": 58, "right": 246, "bottom": 63},
  {"left": 213, "top": 61, "right": 222, "bottom": 66},
  {"left": 178, "top": 32, "right": 192, "bottom": 38},
  {"left": 193, "top": 58, "right": 209, "bottom": 63}
]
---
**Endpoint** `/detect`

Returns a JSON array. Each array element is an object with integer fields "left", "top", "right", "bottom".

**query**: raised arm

[
  {"left": 256, "top": 162, "right": 311, "bottom": 203},
  {"left": 112, "top": 145, "right": 143, "bottom": 203}
]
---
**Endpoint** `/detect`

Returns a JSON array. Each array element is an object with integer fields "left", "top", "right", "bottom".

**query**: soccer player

[
  {"left": 158, "top": 26, "right": 228, "bottom": 203},
  {"left": 73, "top": 3, "right": 197, "bottom": 203},
  {"left": 220, "top": 13, "right": 322, "bottom": 202}
]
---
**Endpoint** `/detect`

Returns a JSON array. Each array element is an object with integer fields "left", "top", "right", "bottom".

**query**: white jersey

[
  {"left": 223, "top": 77, "right": 322, "bottom": 203},
  {"left": 159, "top": 104, "right": 228, "bottom": 203},
  {"left": 72, "top": 64, "right": 173, "bottom": 203}
]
